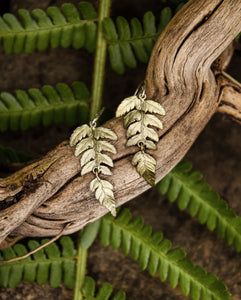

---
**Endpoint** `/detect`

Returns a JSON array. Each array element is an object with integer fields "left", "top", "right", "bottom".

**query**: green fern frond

[
  {"left": 0, "top": 236, "right": 76, "bottom": 289},
  {"left": 0, "top": 145, "right": 31, "bottom": 163},
  {"left": 100, "top": 208, "right": 231, "bottom": 300},
  {"left": 0, "top": 2, "right": 97, "bottom": 54},
  {"left": 0, "top": 81, "right": 90, "bottom": 132},
  {"left": 102, "top": 8, "right": 172, "bottom": 74},
  {"left": 82, "top": 276, "right": 132, "bottom": 300},
  {"left": 158, "top": 161, "right": 241, "bottom": 252}
]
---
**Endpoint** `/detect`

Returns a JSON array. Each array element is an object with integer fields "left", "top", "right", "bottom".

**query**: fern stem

[
  {"left": 90, "top": 0, "right": 111, "bottom": 119},
  {"left": 73, "top": 241, "right": 88, "bottom": 300}
]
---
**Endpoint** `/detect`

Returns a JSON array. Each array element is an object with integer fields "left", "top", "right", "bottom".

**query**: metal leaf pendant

[
  {"left": 70, "top": 118, "right": 117, "bottom": 216},
  {"left": 132, "top": 151, "right": 156, "bottom": 186},
  {"left": 116, "top": 83, "right": 165, "bottom": 186}
]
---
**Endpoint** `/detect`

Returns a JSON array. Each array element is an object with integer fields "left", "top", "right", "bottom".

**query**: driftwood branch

[
  {"left": 217, "top": 73, "right": 241, "bottom": 123},
  {"left": 0, "top": 0, "right": 241, "bottom": 246}
]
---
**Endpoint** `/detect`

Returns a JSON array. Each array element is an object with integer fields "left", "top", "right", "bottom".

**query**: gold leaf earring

[
  {"left": 70, "top": 108, "right": 117, "bottom": 216},
  {"left": 116, "top": 82, "right": 165, "bottom": 186}
]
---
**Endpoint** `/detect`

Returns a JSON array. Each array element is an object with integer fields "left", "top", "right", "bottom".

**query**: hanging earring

[
  {"left": 116, "top": 82, "right": 165, "bottom": 186},
  {"left": 70, "top": 108, "right": 117, "bottom": 216}
]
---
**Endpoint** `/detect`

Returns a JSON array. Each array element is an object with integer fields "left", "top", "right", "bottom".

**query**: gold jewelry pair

[{"left": 69, "top": 82, "right": 165, "bottom": 216}]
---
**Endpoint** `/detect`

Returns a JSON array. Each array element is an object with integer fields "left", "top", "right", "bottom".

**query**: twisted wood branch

[{"left": 0, "top": 0, "right": 241, "bottom": 246}]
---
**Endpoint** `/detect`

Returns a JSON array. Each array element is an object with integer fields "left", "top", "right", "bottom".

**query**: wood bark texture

[{"left": 0, "top": 0, "right": 241, "bottom": 246}]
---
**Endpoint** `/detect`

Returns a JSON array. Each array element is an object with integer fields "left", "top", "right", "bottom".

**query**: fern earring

[
  {"left": 116, "top": 82, "right": 165, "bottom": 186},
  {"left": 70, "top": 108, "right": 117, "bottom": 216}
]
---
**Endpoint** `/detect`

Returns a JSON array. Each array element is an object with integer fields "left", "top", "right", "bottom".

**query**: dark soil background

[{"left": 0, "top": 0, "right": 241, "bottom": 299}]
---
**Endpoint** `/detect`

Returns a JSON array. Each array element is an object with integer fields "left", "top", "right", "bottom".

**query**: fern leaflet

[
  {"left": 0, "top": 2, "right": 97, "bottom": 54},
  {"left": 82, "top": 276, "right": 133, "bottom": 300},
  {"left": 0, "top": 81, "right": 90, "bottom": 132},
  {"left": 0, "top": 236, "right": 76, "bottom": 289},
  {"left": 158, "top": 161, "right": 241, "bottom": 252},
  {"left": 80, "top": 219, "right": 101, "bottom": 250},
  {"left": 70, "top": 119, "right": 117, "bottom": 216},
  {"left": 100, "top": 208, "right": 231, "bottom": 300}
]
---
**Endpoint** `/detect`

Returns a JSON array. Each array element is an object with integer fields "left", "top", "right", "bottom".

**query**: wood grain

[{"left": 0, "top": 0, "right": 241, "bottom": 246}]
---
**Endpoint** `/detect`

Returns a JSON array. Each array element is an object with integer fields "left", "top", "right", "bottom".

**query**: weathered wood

[
  {"left": 217, "top": 74, "right": 241, "bottom": 123},
  {"left": 0, "top": 0, "right": 241, "bottom": 245}
]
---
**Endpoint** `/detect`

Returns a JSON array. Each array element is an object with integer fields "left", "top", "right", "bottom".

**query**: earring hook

[
  {"left": 134, "top": 80, "right": 146, "bottom": 99},
  {"left": 90, "top": 107, "right": 105, "bottom": 128}
]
